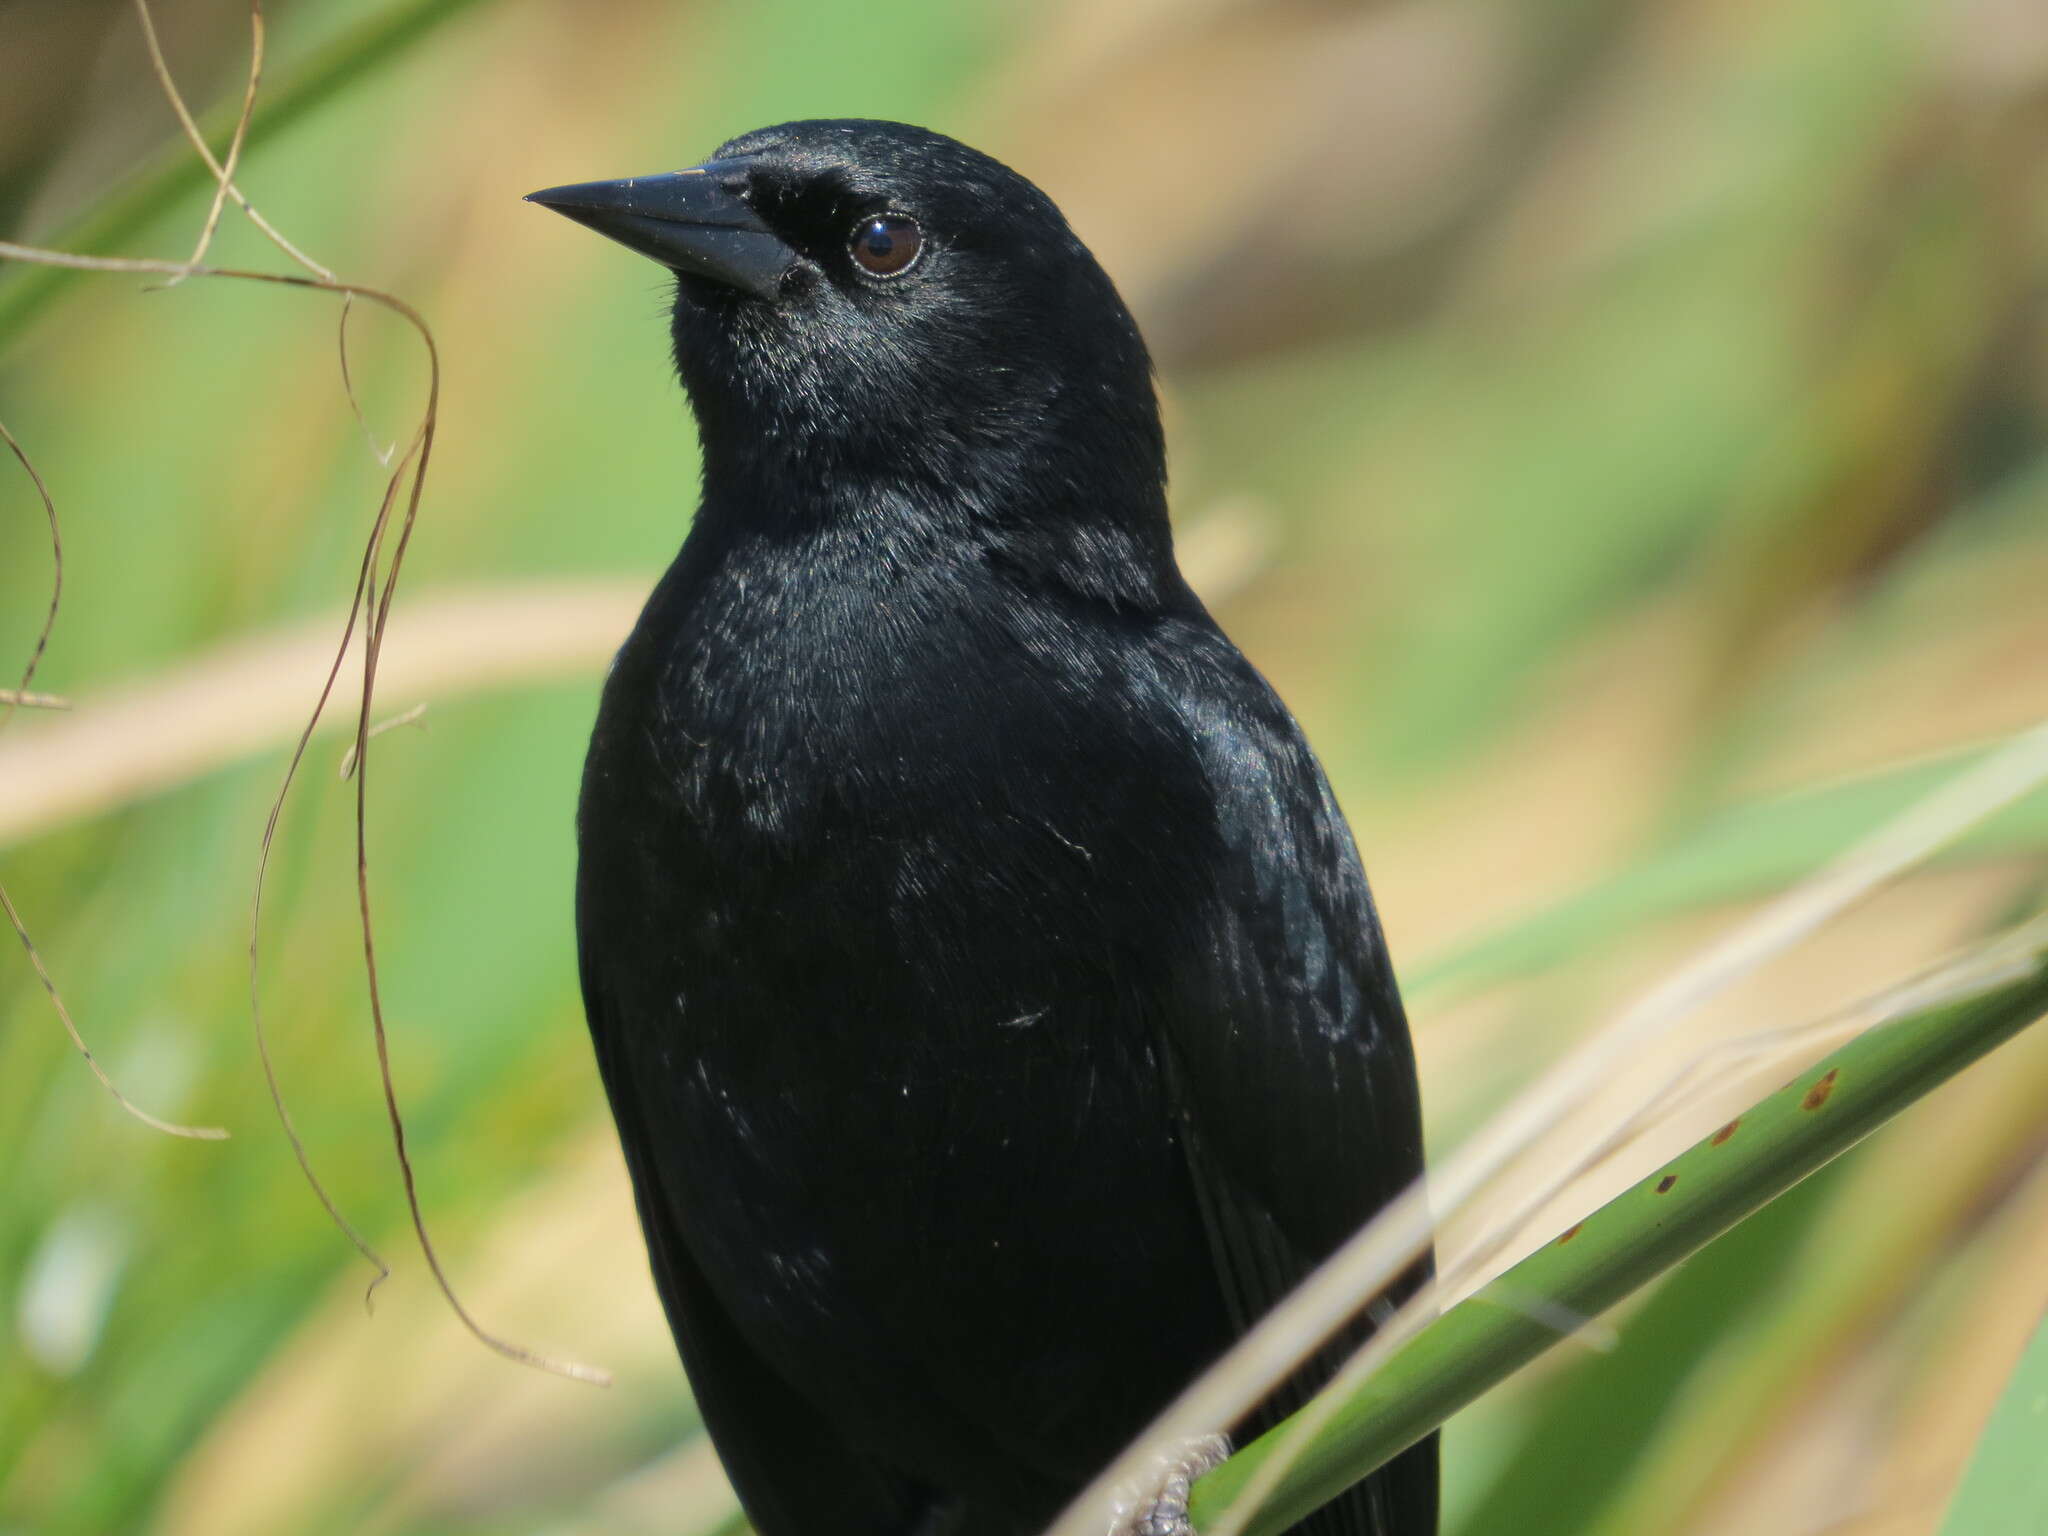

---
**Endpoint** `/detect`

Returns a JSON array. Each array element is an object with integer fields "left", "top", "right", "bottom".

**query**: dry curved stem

[
  {"left": 344, "top": 289, "right": 608, "bottom": 1388},
  {"left": 0, "top": 235, "right": 609, "bottom": 1385},
  {"left": 131, "top": 0, "right": 330, "bottom": 283},
  {"left": 138, "top": 0, "right": 392, "bottom": 469},
  {"left": 138, "top": 0, "right": 388, "bottom": 468},
  {"left": 247, "top": 462, "right": 404, "bottom": 1297},
  {"left": 2, "top": 417, "right": 225, "bottom": 1139},
  {"left": 338, "top": 294, "right": 396, "bottom": 467},
  {"left": 0, "top": 883, "right": 229, "bottom": 1140},
  {"left": 153, "top": 0, "right": 267, "bottom": 287},
  {"left": 338, "top": 703, "right": 426, "bottom": 780},
  {"left": 0, "top": 417, "right": 60, "bottom": 735}
]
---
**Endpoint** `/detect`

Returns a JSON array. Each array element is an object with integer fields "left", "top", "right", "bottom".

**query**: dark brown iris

[{"left": 849, "top": 213, "right": 923, "bottom": 277}]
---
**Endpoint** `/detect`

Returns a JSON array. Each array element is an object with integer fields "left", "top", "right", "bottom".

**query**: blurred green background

[{"left": 2, "top": 1, "right": 2046, "bottom": 1532}]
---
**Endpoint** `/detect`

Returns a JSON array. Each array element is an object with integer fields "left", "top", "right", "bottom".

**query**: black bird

[{"left": 530, "top": 120, "right": 1435, "bottom": 1536}]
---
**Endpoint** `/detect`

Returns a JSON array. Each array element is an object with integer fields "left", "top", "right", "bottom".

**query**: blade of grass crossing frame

[{"left": 1188, "top": 933, "right": 2048, "bottom": 1536}]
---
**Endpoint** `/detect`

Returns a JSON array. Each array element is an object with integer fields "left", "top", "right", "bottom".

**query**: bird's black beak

[{"left": 524, "top": 163, "right": 794, "bottom": 301}]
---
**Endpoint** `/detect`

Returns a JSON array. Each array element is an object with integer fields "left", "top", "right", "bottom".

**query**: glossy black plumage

[{"left": 547, "top": 120, "right": 1436, "bottom": 1536}]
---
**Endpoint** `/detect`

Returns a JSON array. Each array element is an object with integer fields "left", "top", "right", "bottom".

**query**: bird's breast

[
  {"left": 586, "top": 549, "right": 1222, "bottom": 1055},
  {"left": 575, "top": 554, "right": 1247, "bottom": 1482}
]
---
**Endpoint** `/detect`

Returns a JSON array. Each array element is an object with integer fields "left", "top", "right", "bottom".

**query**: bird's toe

[{"left": 1107, "top": 1432, "right": 1232, "bottom": 1536}]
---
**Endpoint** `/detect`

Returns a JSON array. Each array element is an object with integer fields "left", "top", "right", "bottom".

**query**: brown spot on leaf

[
  {"left": 1556, "top": 1222, "right": 1583, "bottom": 1246},
  {"left": 1656, "top": 1174, "right": 1678, "bottom": 1194},
  {"left": 1801, "top": 1069, "right": 1839, "bottom": 1111},
  {"left": 1711, "top": 1119, "right": 1740, "bottom": 1146}
]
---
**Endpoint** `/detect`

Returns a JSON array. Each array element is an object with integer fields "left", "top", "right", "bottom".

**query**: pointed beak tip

[{"left": 517, "top": 164, "right": 793, "bottom": 299}]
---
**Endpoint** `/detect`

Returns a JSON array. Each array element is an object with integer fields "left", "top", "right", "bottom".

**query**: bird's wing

[
  {"left": 576, "top": 919, "right": 939, "bottom": 1536},
  {"left": 1156, "top": 638, "right": 1438, "bottom": 1536}
]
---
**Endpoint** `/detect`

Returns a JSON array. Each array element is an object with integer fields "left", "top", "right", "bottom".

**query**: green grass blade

[
  {"left": 1189, "top": 934, "right": 2048, "bottom": 1536},
  {"left": 1936, "top": 1308, "right": 2048, "bottom": 1536},
  {"left": 0, "top": 0, "right": 492, "bottom": 353},
  {"left": 1449, "top": 1164, "right": 1841, "bottom": 1536}
]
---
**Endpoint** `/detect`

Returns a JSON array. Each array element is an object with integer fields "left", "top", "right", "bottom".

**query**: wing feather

[{"left": 1157, "top": 636, "right": 1438, "bottom": 1536}]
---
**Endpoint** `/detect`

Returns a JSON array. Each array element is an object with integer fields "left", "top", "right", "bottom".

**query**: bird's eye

[{"left": 849, "top": 213, "right": 923, "bottom": 278}]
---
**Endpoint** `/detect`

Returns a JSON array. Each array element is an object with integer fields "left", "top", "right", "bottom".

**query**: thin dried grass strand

[
  {"left": 338, "top": 702, "right": 426, "bottom": 780},
  {"left": 0, "top": 239, "right": 609, "bottom": 1382},
  {"left": 3, "top": 416, "right": 224, "bottom": 1138},
  {"left": 346, "top": 335, "right": 609, "bottom": 1387},
  {"left": 0, "top": 876, "right": 230, "bottom": 1140},
  {"left": 1, "top": 242, "right": 423, "bottom": 1228},
  {"left": 338, "top": 294, "right": 396, "bottom": 467},
  {"left": 138, "top": 0, "right": 386, "bottom": 464},
  {"left": 0, "top": 417, "right": 60, "bottom": 733},
  {"left": 157, "top": 0, "right": 266, "bottom": 287},
  {"left": 0, "top": 882, "right": 229, "bottom": 1139},
  {"left": 248, "top": 463, "right": 407, "bottom": 1289},
  {"left": 130, "top": 0, "right": 331, "bottom": 282}
]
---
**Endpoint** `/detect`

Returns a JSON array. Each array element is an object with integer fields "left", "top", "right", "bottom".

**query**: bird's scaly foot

[{"left": 1106, "top": 1433, "right": 1232, "bottom": 1536}]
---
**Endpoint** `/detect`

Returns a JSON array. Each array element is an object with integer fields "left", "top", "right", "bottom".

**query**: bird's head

[{"left": 527, "top": 120, "right": 1166, "bottom": 528}]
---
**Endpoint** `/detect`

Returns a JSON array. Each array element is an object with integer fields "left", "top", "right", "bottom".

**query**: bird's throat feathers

[{"left": 674, "top": 298, "right": 1181, "bottom": 612}]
